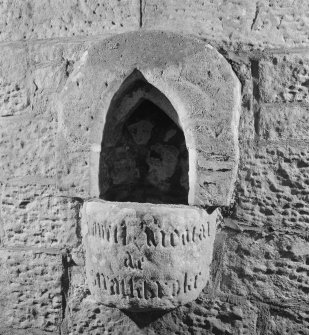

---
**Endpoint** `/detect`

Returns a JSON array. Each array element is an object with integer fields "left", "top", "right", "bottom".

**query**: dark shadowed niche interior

[{"left": 99, "top": 70, "right": 189, "bottom": 204}]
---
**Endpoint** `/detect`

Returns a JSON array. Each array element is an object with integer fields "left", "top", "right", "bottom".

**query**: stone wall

[{"left": 0, "top": 1, "right": 308, "bottom": 334}]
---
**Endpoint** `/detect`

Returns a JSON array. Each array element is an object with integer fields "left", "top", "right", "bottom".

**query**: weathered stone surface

[
  {"left": 143, "top": 0, "right": 309, "bottom": 48},
  {"left": 237, "top": 140, "right": 309, "bottom": 229},
  {"left": 56, "top": 137, "right": 90, "bottom": 198},
  {"left": 0, "top": 3, "right": 308, "bottom": 332},
  {"left": 259, "top": 103, "right": 309, "bottom": 141},
  {"left": 65, "top": 238, "right": 269, "bottom": 334},
  {"left": 0, "top": 0, "right": 308, "bottom": 50},
  {"left": 0, "top": 40, "right": 94, "bottom": 197},
  {"left": 221, "top": 230, "right": 309, "bottom": 308},
  {"left": 259, "top": 52, "right": 309, "bottom": 103},
  {"left": 0, "top": 114, "right": 57, "bottom": 180},
  {"left": 0, "top": 45, "right": 28, "bottom": 118},
  {"left": 66, "top": 285, "right": 296, "bottom": 335},
  {"left": 82, "top": 200, "right": 218, "bottom": 310},
  {"left": 0, "top": 41, "right": 69, "bottom": 118},
  {"left": 0, "top": 329, "right": 59, "bottom": 335},
  {"left": 0, "top": 249, "right": 62, "bottom": 332},
  {"left": 58, "top": 31, "right": 241, "bottom": 206},
  {"left": 63, "top": 271, "right": 309, "bottom": 335},
  {"left": 0, "top": 0, "right": 139, "bottom": 42},
  {"left": 0, "top": 42, "right": 70, "bottom": 184},
  {"left": 0, "top": 182, "right": 81, "bottom": 247},
  {"left": 65, "top": 297, "right": 145, "bottom": 335},
  {"left": 0, "top": 80, "right": 29, "bottom": 117},
  {"left": 266, "top": 310, "right": 309, "bottom": 335}
]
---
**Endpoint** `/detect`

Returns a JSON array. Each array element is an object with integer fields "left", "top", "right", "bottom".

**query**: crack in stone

[
  {"left": 139, "top": 0, "right": 143, "bottom": 28},
  {"left": 251, "top": 59, "right": 261, "bottom": 136},
  {"left": 251, "top": 2, "right": 260, "bottom": 31}
]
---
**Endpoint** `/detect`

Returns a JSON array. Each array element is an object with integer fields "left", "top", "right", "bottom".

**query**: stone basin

[{"left": 81, "top": 200, "right": 218, "bottom": 311}]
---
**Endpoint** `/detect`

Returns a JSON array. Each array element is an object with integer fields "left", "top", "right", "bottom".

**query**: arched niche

[
  {"left": 100, "top": 70, "right": 189, "bottom": 205},
  {"left": 58, "top": 30, "right": 242, "bottom": 311},
  {"left": 58, "top": 31, "right": 241, "bottom": 207}
]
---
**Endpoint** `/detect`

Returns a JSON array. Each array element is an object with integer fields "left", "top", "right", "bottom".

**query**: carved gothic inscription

[{"left": 82, "top": 200, "right": 218, "bottom": 311}]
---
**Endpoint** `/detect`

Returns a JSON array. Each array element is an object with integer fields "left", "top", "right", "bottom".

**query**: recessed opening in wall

[{"left": 99, "top": 73, "right": 189, "bottom": 204}]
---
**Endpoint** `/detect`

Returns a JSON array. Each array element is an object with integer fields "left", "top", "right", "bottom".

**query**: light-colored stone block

[
  {"left": 143, "top": 0, "right": 309, "bottom": 48},
  {"left": 82, "top": 200, "right": 218, "bottom": 310},
  {"left": 259, "top": 52, "right": 309, "bottom": 103},
  {"left": 237, "top": 140, "right": 309, "bottom": 229},
  {"left": 0, "top": 249, "right": 62, "bottom": 332},
  {"left": 0, "top": 183, "right": 81, "bottom": 248},
  {"left": 0, "top": 0, "right": 140, "bottom": 41},
  {"left": 0, "top": 114, "right": 57, "bottom": 181},
  {"left": 259, "top": 103, "right": 309, "bottom": 141},
  {"left": 221, "top": 231, "right": 309, "bottom": 307}
]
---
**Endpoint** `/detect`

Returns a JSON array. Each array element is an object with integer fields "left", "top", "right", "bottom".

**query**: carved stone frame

[
  {"left": 58, "top": 30, "right": 241, "bottom": 207},
  {"left": 57, "top": 31, "right": 241, "bottom": 311}
]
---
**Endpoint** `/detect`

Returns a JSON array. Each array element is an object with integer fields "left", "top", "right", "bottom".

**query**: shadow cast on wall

[{"left": 122, "top": 309, "right": 169, "bottom": 328}]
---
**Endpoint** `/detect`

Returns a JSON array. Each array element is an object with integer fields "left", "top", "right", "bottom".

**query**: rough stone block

[
  {"left": 0, "top": 114, "right": 57, "bottom": 180},
  {"left": 65, "top": 288, "right": 309, "bottom": 334},
  {"left": 267, "top": 310, "right": 309, "bottom": 335},
  {"left": 143, "top": 0, "right": 309, "bottom": 48},
  {"left": 0, "top": 46, "right": 28, "bottom": 117},
  {"left": 0, "top": 43, "right": 61, "bottom": 117},
  {"left": 65, "top": 278, "right": 260, "bottom": 335},
  {"left": 0, "top": 0, "right": 139, "bottom": 41},
  {"left": 259, "top": 52, "right": 309, "bottom": 103},
  {"left": 65, "top": 298, "right": 143, "bottom": 335},
  {"left": 0, "top": 40, "right": 97, "bottom": 187},
  {"left": 237, "top": 140, "right": 309, "bottom": 229},
  {"left": 0, "top": 183, "right": 82, "bottom": 248},
  {"left": 26, "top": 41, "right": 93, "bottom": 95},
  {"left": 0, "top": 329, "right": 59, "bottom": 335},
  {"left": 221, "top": 231, "right": 309, "bottom": 311},
  {"left": 56, "top": 136, "right": 91, "bottom": 197},
  {"left": 0, "top": 37, "right": 92, "bottom": 119},
  {"left": 0, "top": 249, "right": 62, "bottom": 332},
  {"left": 0, "top": 80, "right": 29, "bottom": 117},
  {"left": 259, "top": 103, "right": 309, "bottom": 141}
]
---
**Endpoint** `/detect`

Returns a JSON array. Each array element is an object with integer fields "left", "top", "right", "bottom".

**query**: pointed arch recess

[
  {"left": 59, "top": 31, "right": 241, "bottom": 206},
  {"left": 99, "top": 70, "right": 189, "bottom": 205}
]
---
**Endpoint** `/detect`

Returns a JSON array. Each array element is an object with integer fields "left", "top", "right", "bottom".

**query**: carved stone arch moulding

[{"left": 58, "top": 31, "right": 241, "bottom": 311}]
